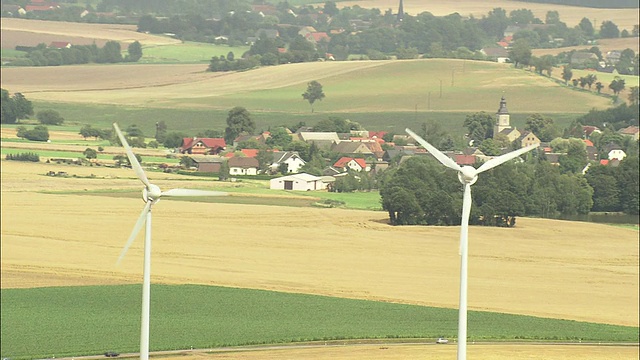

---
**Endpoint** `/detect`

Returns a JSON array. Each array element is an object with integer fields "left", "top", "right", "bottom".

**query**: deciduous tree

[
  {"left": 302, "top": 81, "right": 325, "bottom": 113},
  {"left": 225, "top": 106, "right": 255, "bottom": 144}
]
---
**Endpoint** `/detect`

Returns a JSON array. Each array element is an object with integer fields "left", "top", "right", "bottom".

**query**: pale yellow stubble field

[
  {"left": 338, "top": 0, "right": 639, "bottom": 31},
  {"left": 0, "top": 18, "right": 181, "bottom": 49},
  {"left": 1, "top": 160, "right": 638, "bottom": 328}
]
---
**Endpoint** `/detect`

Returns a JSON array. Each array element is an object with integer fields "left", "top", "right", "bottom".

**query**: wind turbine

[
  {"left": 113, "top": 123, "right": 227, "bottom": 360},
  {"left": 405, "top": 128, "right": 536, "bottom": 360}
]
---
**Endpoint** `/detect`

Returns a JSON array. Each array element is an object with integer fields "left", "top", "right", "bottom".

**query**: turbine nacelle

[{"left": 458, "top": 166, "right": 478, "bottom": 185}]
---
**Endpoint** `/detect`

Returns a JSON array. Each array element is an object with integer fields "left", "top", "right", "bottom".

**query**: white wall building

[{"left": 270, "top": 173, "right": 327, "bottom": 191}]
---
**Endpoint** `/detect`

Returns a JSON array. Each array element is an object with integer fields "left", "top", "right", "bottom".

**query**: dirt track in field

[{"left": 338, "top": 0, "right": 639, "bottom": 31}]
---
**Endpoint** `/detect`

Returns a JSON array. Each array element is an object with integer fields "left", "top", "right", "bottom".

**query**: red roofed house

[
  {"left": 180, "top": 137, "right": 226, "bottom": 155},
  {"left": 225, "top": 149, "right": 258, "bottom": 158},
  {"left": 453, "top": 154, "right": 476, "bottom": 166},
  {"left": 333, "top": 157, "right": 368, "bottom": 172},
  {"left": 618, "top": 125, "right": 639, "bottom": 141},
  {"left": 305, "top": 32, "right": 330, "bottom": 44},
  {"left": 49, "top": 41, "right": 72, "bottom": 49},
  {"left": 26, "top": 1, "right": 59, "bottom": 11}
]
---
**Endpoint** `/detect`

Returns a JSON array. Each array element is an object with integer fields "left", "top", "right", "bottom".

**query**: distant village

[{"left": 168, "top": 96, "right": 638, "bottom": 191}]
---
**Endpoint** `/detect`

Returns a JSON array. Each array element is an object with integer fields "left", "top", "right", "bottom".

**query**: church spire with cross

[{"left": 397, "top": 0, "right": 404, "bottom": 22}]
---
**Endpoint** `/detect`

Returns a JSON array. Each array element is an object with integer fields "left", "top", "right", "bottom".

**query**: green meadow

[
  {"left": 139, "top": 42, "right": 251, "bottom": 64},
  {"left": 26, "top": 100, "right": 580, "bottom": 143},
  {"left": 1, "top": 285, "right": 637, "bottom": 359},
  {"left": 15, "top": 59, "right": 615, "bottom": 140}
]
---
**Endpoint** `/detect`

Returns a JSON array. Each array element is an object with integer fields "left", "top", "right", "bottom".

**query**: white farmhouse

[
  {"left": 270, "top": 151, "right": 306, "bottom": 174},
  {"left": 270, "top": 173, "right": 327, "bottom": 191}
]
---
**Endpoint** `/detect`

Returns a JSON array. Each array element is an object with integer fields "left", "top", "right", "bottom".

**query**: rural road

[{"left": 48, "top": 340, "right": 640, "bottom": 360}]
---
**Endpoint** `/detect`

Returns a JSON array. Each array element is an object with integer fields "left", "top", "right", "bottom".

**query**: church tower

[
  {"left": 397, "top": 0, "right": 404, "bottom": 22},
  {"left": 494, "top": 95, "right": 511, "bottom": 137}
]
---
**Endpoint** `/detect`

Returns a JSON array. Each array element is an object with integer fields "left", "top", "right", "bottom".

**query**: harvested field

[
  {"left": 532, "top": 37, "right": 640, "bottom": 57},
  {"left": 156, "top": 343, "right": 639, "bottom": 360},
  {"left": 1, "top": 160, "right": 638, "bottom": 329},
  {"left": 0, "top": 18, "right": 180, "bottom": 49},
  {"left": 0, "top": 59, "right": 615, "bottom": 112},
  {"left": 338, "top": 0, "right": 639, "bottom": 31}
]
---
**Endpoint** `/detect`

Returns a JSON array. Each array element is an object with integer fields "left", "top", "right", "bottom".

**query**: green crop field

[
  {"left": 139, "top": 42, "right": 251, "bottom": 64},
  {"left": 26, "top": 101, "right": 580, "bottom": 144},
  {"left": 1, "top": 285, "right": 637, "bottom": 359}
]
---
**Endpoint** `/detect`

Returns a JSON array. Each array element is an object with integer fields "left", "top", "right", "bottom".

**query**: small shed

[{"left": 270, "top": 173, "right": 327, "bottom": 191}]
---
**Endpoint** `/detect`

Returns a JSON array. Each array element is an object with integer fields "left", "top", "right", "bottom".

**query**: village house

[
  {"left": 333, "top": 157, "right": 369, "bottom": 172},
  {"left": 297, "top": 131, "right": 340, "bottom": 150},
  {"left": 517, "top": 131, "right": 541, "bottom": 149},
  {"left": 270, "top": 173, "right": 327, "bottom": 191},
  {"left": 228, "top": 156, "right": 259, "bottom": 176},
  {"left": 49, "top": 41, "right": 72, "bottom": 49},
  {"left": 618, "top": 125, "right": 639, "bottom": 141},
  {"left": 269, "top": 151, "right": 306, "bottom": 174},
  {"left": 331, "top": 141, "right": 374, "bottom": 157},
  {"left": 180, "top": 137, "right": 226, "bottom": 155},
  {"left": 190, "top": 156, "right": 225, "bottom": 173}
]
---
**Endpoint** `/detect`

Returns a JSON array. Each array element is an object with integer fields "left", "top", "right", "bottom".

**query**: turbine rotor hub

[
  {"left": 147, "top": 184, "right": 162, "bottom": 201},
  {"left": 458, "top": 166, "right": 478, "bottom": 185}
]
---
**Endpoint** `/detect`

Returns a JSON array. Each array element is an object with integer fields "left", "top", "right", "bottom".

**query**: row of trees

[{"left": 7, "top": 41, "right": 142, "bottom": 67}]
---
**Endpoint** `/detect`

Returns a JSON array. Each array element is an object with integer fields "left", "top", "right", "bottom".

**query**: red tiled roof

[
  {"left": 182, "top": 137, "right": 226, "bottom": 150},
  {"left": 26, "top": 4, "right": 58, "bottom": 11},
  {"left": 583, "top": 139, "right": 594, "bottom": 147},
  {"left": 600, "top": 159, "right": 609, "bottom": 166},
  {"left": 368, "top": 131, "right": 387, "bottom": 139},
  {"left": 49, "top": 41, "right": 71, "bottom": 49},
  {"left": 333, "top": 157, "right": 366, "bottom": 169},
  {"left": 240, "top": 149, "right": 258, "bottom": 158},
  {"left": 454, "top": 154, "right": 476, "bottom": 166},
  {"left": 306, "top": 32, "right": 330, "bottom": 42}
]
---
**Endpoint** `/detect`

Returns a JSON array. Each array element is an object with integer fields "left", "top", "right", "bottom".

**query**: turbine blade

[
  {"left": 116, "top": 201, "right": 152, "bottom": 265},
  {"left": 476, "top": 144, "right": 538, "bottom": 174},
  {"left": 113, "top": 123, "right": 151, "bottom": 188},
  {"left": 161, "top": 189, "right": 228, "bottom": 197},
  {"left": 406, "top": 128, "right": 462, "bottom": 172},
  {"left": 459, "top": 183, "right": 472, "bottom": 256}
]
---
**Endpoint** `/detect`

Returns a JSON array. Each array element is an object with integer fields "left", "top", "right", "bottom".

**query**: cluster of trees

[
  {"left": 5, "top": 152, "right": 40, "bottom": 162},
  {"left": 380, "top": 152, "right": 637, "bottom": 227},
  {"left": 585, "top": 157, "right": 638, "bottom": 214},
  {"left": 16, "top": 125, "right": 49, "bottom": 142},
  {"left": 8, "top": 41, "right": 142, "bottom": 67},
  {"left": 1, "top": 89, "right": 33, "bottom": 124}
]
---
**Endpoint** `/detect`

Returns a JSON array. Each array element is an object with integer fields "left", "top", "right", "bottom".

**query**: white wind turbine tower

[
  {"left": 405, "top": 128, "right": 536, "bottom": 360},
  {"left": 113, "top": 123, "right": 227, "bottom": 360}
]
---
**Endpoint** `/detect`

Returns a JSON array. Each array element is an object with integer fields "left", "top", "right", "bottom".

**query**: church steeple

[
  {"left": 397, "top": 0, "right": 404, "bottom": 22},
  {"left": 494, "top": 95, "right": 512, "bottom": 137}
]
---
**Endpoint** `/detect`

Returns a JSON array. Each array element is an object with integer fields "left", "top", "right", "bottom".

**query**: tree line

[{"left": 7, "top": 41, "right": 142, "bottom": 67}]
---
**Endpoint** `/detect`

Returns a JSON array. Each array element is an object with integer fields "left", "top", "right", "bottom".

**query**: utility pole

[
  {"left": 451, "top": 68, "right": 455, "bottom": 86},
  {"left": 439, "top": 79, "right": 443, "bottom": 98}
]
